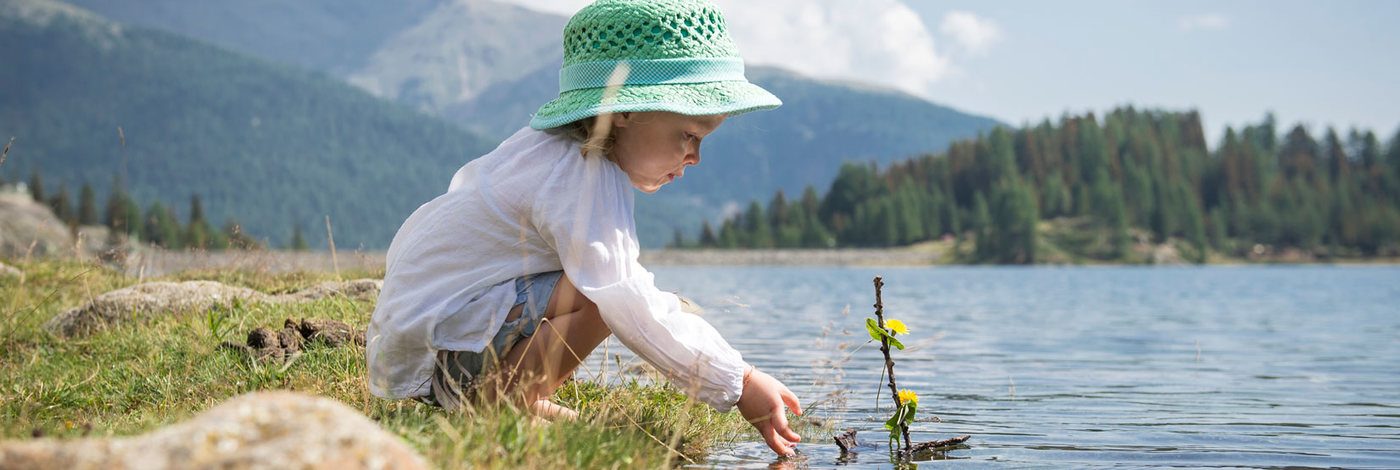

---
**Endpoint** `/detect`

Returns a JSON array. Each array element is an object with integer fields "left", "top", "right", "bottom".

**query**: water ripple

[{"left": 647, "top": 266, "right": 1400, "bottom": 468}]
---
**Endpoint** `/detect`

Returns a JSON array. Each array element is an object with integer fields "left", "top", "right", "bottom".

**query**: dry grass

[{"left": 0, "top": 259, "right": 753, "bottom": 468}]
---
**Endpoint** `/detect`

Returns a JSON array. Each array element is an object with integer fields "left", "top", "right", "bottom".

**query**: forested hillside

[
  {"left": 697, "top": 108, "right": 1400, "bottom": 263},
  {"left": 0, "top": 0, "right": 492, "bottom": 248}
]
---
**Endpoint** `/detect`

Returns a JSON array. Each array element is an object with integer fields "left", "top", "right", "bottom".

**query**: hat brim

[{"left": 529, "top": 80, "right": 781, "bottom": 130}]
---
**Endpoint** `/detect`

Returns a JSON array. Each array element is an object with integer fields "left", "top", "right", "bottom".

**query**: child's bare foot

[{"left": 528, "top": 399, "right": 579, "bottom": 422}]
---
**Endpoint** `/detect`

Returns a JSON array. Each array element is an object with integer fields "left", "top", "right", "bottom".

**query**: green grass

[{"left": 0, "top": 260, "right": 754, "bottom": 468}]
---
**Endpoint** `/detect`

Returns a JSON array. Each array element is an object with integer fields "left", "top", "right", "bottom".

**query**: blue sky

[
  {"left": 902, "top": 0, "right": 1400, "bottom": 146},
  {"left": 507, "top": 0, "right": 1400, "bottom": 147}
]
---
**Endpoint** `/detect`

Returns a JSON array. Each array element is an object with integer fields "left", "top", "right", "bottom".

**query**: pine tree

[
  {"left": 1039, "top": 172, "right": 1071, "bottom": 218},
  {"left": 1073, "top": 184, "right": 1092, "bottom": 217},
  {"left": 697, "top": 109, "right": 1400, "bottom": 258},
  {"left": 145, "top": 202, "right": 178, "bottom": 248},
  {"left": 919, "top": 190, "right": 944, "bottom": 239},
  {"left": 767, "top": 190, "right": 788, "bottom": 230},
  {"left": 744, "top": 201, "right": 772, "bottom": 248},
  {"left": 49, "top": 184, "right": 76, "bottom": 226},
  {"left": 1122, "top": 159, "right": 1155, "bottom": 227},
  {"left": 77, "top": 183, "right": 98, "bottom": 226},
  {"left": 122, "top": 197, "right": 143, "bottom": 239},
  {"left": 290, "top": 224, "right": 308, "bottom": 251},
  {"left": 820, "top": 163, "right": 880, "bottom": 234},
  {"left": 28, "top": 169, "right": 44, "bottom": 203},
  {"left": 940, "top": 191, "right": 960, "bottom": 237},
  {"left": 876, "top": 198, "right": 899, "bottom": 246},
  {"left": 1323, "top": 128, "right": 1348, "bottom": 182},
  {"left": 971, "top": 192, "right": 992, "bottom": 259},
  {"left": 987, "top": 179, "right": 1038, "bottom": 264},
  {"left": 104, "top": 184, "right": 144, "bottom": 239},
  {"left": 799, "top": 212, "right": 833, "bottom": 248},
  {"left": 1208, "top": 207, "right": 1229, "bottom": 252},
  {"left": 894, "top": 186, "right": 924, "bottom": 244},
  {"left": 1180, "top": 183, "right": 1208, "bottom": 264},
  {"left": 189, "top": 194, "right": 206, "bottom": 225},
  {"left": 1279, "top": 124, "right": 1319, "bottom": 181},
  {"left": 185, "top": 194, "right": 211, "bottom": 249},
  {"left": 776, "top": 210, "right": 803, "bottom": 248},
  {"left": 1388, "top": 129, "right": 1400, "bottom": 185},
  {"left": 987, "top": 127, "right": 1018, "bottom": 181},
  {"left": 670, "top": 229, "right": 685, "bottom": 249},
  {"left": 718, "top": 219, "right": 739, "bottom": 248},
  {"left": 1109, "top": 194, "right": 1130, "bottom": 260},
  {"left": 699, "top": 220, "right": 717, "bottom": 247}
]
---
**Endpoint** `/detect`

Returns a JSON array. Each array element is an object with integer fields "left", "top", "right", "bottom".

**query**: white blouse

[{"left": 366, "top": 126, "right": 748, "bottom": 411}]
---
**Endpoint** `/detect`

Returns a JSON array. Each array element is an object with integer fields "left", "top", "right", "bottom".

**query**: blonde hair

[{"left": 545, "top": 115, "right": 618, "bottom": 161}]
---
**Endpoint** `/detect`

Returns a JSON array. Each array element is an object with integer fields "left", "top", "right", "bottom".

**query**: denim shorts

[{"left": 421, "top": 270, "right": 563, "bottom": 409}]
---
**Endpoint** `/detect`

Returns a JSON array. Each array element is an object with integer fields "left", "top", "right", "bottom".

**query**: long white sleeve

[{"left": 534, "top": 152, "right": 747, "bottom": 411}]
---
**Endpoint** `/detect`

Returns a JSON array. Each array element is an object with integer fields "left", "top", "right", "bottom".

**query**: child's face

[{"left": 610, "top": 111, "right": 725, "bottom": 193}]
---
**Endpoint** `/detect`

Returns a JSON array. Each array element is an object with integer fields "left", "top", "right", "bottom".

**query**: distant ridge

[
  {"left": 22, "top": 0, "right": 1006, "bottom": 247},
  {"left": 0, "top": 0, "right": 493, "bottom": 248}
]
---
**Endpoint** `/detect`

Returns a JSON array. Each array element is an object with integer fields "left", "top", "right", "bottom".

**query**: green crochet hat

[{"left": 529, "top": 0, "right": 781, "bottom": 130}]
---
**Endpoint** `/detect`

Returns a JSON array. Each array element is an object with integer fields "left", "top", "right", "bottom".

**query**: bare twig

[
  {"left": 908, "top": 434, "right": 971, "bottom": 454},
  {"left": 873, "top": 276, "right": 911, "bottom": 450},
  {"left": 324, "top": 215, "right": 339, "bottom": 279},
  {"left": 117, "top": 127, "right": 127, "bottom": 188},
  {"left": 0, "top": 137, "right": 13, "bottom": 169}
]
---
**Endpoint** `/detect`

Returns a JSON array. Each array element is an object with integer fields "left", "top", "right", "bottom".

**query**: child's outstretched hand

[{"left": 737, "top": 367, "right": 803, "bottom": 457}]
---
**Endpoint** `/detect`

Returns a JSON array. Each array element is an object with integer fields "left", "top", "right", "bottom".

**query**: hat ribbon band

[{"left": 559, "top": 57, "right": 746, "bottom": 93}]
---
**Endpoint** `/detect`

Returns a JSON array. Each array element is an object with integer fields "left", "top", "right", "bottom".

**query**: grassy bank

[{"left": 0, "top": 261, "right": 751, "bottom": 468}]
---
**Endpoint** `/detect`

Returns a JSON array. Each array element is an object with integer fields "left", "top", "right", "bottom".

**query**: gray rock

[
  {"left": 0, "top": 193, "right": 74, "bottom": 259},
  {"left": 45, "top": 279, "right": 382, "bottom": 338},
  {"left": 0, "top": 391, "right": 428, "bottom": 470},
  {"left": 276, "top": 279, "right": 382, "bottom": 302},
  {"left": 0, "top": 261, "right": 20, "bottom": 278},
  {"left": 44, "top": 281, "right": 270, "bottom": 337}
]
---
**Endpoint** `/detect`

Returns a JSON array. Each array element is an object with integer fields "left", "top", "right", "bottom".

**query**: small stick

[
  {"left": 118, "top": 127, "right": 127, "bottom": 188},
  {"left": 325, "top": 215, "right": 340, "bottom": 279},
  {"left": 908, "top": 434, "right": 972, "bottom": 454},
  {"left": 833, "top": 428, "right": 859, "bottom": 454},
  {"left": 873, "top": 276, "right": 911, "bottom": 450},
  {"left": 0, "top": 137, "right": 13, "bottom": 169}
]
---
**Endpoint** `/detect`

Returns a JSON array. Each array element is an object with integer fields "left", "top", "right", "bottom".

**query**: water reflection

[{"left": 641, "top": 266, "right": 1400, "bottom": 468}]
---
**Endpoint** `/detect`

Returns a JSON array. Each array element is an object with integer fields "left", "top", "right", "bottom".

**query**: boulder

[
  {"left": 44, "top": 281, "right": 270, "bottom": 337},
  {"left": 0, "top": 193, "right": 73, "bottom": 259},
  {"left": 46, "top": 280, "right": 381, "bottom": 338},
  {"left": 0, "top": 391, "right": 428, "bottom": 470},
  {"left": 279, "top": 279, "right": 381, "bottom": 302},
  {"left": 0, "top": 261, "right": 20, "bottom": 278}
]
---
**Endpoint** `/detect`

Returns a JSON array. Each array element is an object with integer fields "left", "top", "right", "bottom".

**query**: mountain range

[{"left": 7, "top": 0, "right": 1004, "bottom": 247}]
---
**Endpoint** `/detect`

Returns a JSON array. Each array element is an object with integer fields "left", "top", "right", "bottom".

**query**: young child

[{"left": 367, "top": 0, "right": 803, "bottom": 457}]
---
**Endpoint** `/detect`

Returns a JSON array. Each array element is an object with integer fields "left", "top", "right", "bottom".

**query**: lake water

[{"left": 621, "top": 266, "right": 1400, "bottom": 468}]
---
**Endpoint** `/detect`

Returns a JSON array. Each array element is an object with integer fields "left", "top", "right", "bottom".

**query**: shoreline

[{"left": 71, "top": 247, "right": 1400, "bottom": 277}]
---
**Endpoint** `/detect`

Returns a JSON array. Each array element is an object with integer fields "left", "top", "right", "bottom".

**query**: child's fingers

[
  {"left": 770, "top": 403, "right": 802, "bottom": 443},
  {"left": 775, "top": 416, "right": 802, "bottom": 443},
  {"left": 760, "top": 423, "right": 795, "bottom": 457},
  {"left": 781, "top": 387, "right": 803, "bottom": 416}
]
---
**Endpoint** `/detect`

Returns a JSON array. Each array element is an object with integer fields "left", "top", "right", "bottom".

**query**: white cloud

[
  {"left": 497, "top": 0, "right": 952, "bottom": 98},
  {"left": 1179, "top": 13, "right": 1230, "bottom": 32},
  {"left": 939, "top": 10, "right": 1002, "bottom": 56},
  {"left": 715, "top": 0, "right": 950, "bottom": 96},
  {"left": 499, "top": 0, "right": 590, "bottom": 16}
]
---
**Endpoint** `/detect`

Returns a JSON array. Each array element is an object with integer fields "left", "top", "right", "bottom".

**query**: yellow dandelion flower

[
  {"left": 897, "top": 389, "right": 919, "bottom": 405},
  {"left": 885, "top": 319, "right": 909, "bottom": 336}
]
